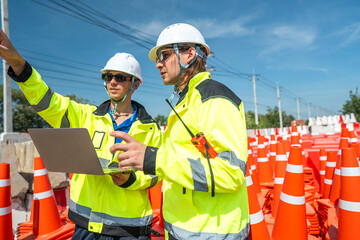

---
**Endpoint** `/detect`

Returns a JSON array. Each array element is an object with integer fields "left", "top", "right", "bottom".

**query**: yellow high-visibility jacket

[
  {"left": 9, "top": 62, "right": 163, "bottom": 237},
  {"left": 144, "top": 72, "right": 249, "bottom": 239}
]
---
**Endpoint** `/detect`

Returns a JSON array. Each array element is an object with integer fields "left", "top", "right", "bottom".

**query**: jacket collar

[
  {"left": 176, "top": 72, "right": 211, "bottom": 106},
  {"left": 93, "top": 100, "right": 154, "bottom": 123}
]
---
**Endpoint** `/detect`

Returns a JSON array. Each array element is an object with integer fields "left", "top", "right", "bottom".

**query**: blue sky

[{"left": 3, "top": 0, "right": 360, "bottom": 120}]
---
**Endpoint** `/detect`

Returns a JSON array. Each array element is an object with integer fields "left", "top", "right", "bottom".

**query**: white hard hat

[
  {"left": 101, "top": 53, "right": 143, "bottom": 83},
  {"left": 149, "top": 23, "right": 210, "bottom": 62}
]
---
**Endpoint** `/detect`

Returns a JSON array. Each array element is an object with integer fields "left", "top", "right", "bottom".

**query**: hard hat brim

[{"left": 149, "top": 42, "right": 210, "bottom": 63}]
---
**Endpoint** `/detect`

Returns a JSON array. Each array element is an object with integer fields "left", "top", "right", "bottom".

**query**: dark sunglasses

[{"left": 102, "top": 73, "right": 131, "bottom": 82}]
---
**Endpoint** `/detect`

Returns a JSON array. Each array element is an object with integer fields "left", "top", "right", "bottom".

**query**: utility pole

[
  {"left": 276, "top": 82, "right": 283, "bottom": 128},
  {"left": 251, "top": 69, "right": 259, "bottom": 125},
  {"left": 1, "top": 0, "right": 12, "bottom": 133},
  {"left": 296, "top": 97, "right": 300, "bottom": 120},
  {"left": 307, "top": 103, "right": 311, "bottom": 120}
]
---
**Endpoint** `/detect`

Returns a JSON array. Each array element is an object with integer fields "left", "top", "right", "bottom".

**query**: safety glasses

[
  {"left": 102, "top": 73, "right": 131, "bottom": 83},
  {"left": 156, "top": 49, "right": 174, "bottom": 63}
]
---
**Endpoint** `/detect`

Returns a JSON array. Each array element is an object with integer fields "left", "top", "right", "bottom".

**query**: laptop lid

[{"left": 28, "top": 128, "right": 126, "bottom": 175}]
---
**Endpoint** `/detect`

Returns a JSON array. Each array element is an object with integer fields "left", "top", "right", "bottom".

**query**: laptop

[{"left": 28, "top": 128, "right": 132, "bottom": 175}]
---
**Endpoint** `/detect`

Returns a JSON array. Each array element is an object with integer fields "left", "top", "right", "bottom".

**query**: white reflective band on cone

[
  {"left": 276, "top": 155, "right": 287, "bottom": 161},
  {"left": 274, "top": 177, "right": 284, "bottom": 184},
  {"left": 250, "top": 142, "right": 256, "bottom": 147},
  {"left": 338, "top": 150, "right": 342, "bottom": 155},
  {"left": 249, "top": 169, "right": 253, "bottom": 175},
  {"left": 34, "top": 190, "right": 53, "bottom": 200},
  {"left": 280, "top": 192, "right": 305, "bottom": 205},
  {"left": 251, "top": 165, "right": 256, "bottom": 170},
  {"left": 246, "top": 176, "right": 253, "bottom": 187},
  {"left": 250, "top": 210, "right": 264, "bottom": 225},
  {"left": 258, "top": 144, "right": 264, "bottom": 149},
  {"left": 248, "top": 150, "right": 252, "bottom": 155},
  {"left": 0, "top": 179, "right": 10, "bottom": 187},
  {"left": 350, "top": 138, "right": 358, "bottom": 143},
  {"left": 334, "top": 169, "right": 341, "bottom": 175},
  {"left": 286, "top": 163, "right": 303, "bottom": 173},
  {"left": 34, "top": 168, "right": 48, "bottom": 177},
  {"left": 324, "top": 179, "right": 333, "bottom": 185},
  {"left": 339, "top": 199, "right": 360, "bottom": 212},
  {"left": 257, "top": 157, "right": 268, "bottom": 162},
  {"left": 291, "top": 132, "right": 299, "bottom": 136},
  {"left": 326, "top": 162, "right": 336, "bottom": 168},
  {"left": 341, "top": 167, "right": 360, "bottom": 177},
  {"left": 0, "top": 206, "right": 11, "bottom": 216},
  {"left": 291, "top": 144, "right": 301, "bottom": 147},
  {"left": 320, "top": 170, "right": 325, "bottom": 175},
  {"left": 320, "top": 156, "right": 327, "bottom": 161},
  {"left": 270, "top": 141, "right": 276, "bottom": 144},
  {"left": 269, "top": 152, "right": 276, "bottom": 156}
]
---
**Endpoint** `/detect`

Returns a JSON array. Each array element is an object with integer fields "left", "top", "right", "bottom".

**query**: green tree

[
  {"left": 154, "top": 114, "right": 167, "bottom": 126},
  {"left": 342, "top": 89, "right": 360, "bottom": 122},
  {"left": 0, "top": 85, "right": 91, "bottom": 132},
  {"left": 245, "top": 106, "right": 295, "bottom": 129}
]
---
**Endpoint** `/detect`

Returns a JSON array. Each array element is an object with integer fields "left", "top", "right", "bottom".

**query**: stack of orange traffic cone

[
  {"left": 337, "top": 148, "right": 360, "bottom": 239},
  {"left": 257, "top": 136, "right": 274, "bottom": 184},
  {"left": 269, "top": 134, "right": 277, "bottom": 174},
  {"left": 329, "top": 128, "right": 349, "bottom": 205},
  {"left": 246, "top": 165, "right": 271, "bottom": 240},
  {"left": 272, "top": 146, "right": 307, "bottom": 240},
  {"left": 149, "top": 182, "right": 164, "bottom": 238},
  {"left": 319, "top": 148, "right": 327, "bottom": 195},
  {"left": 322, "top": 151, "right": 337, "bottom": 199},
  {"left": 248, "top": 138, "right": 261, "bottom": 193},
  {"left": 18, "top": 157, "right": 74, "bottom": 240},
  {"left": 290, "top": 124, "right": 301, "bottom": 148},
  {"left": 271, "top": 141, "right": 287, "bottom": 218},
  {"left": 0, "top": 163, "right": 14, "bottom": 240}
]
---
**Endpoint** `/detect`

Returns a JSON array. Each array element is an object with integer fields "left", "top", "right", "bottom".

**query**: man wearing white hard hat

[
  {"left": 111, "top": 23, "right": 249, "bottom": 239},
  {"left": 0, "top": 29, "right": 162, "bottom": 239}
]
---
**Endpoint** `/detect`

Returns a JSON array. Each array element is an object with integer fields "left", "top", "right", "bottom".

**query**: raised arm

[{"left": 0, "top": 29, "right": 26, "bottom": 75}]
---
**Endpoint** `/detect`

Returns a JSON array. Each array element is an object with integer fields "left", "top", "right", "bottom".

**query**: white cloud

[
  {"left": 262, "top": 25, "right": 316, "bottom": 54},
  {"left": 136, "top": 18, "right": 255, "bottom": 40},
  {"left": 267, "top": 64, "right": 328, "bottom": 73},
  {"left": 187, "top": 18, "right": 255, "bottom": 39},
  {"left": 337, "top": 22, "right": 360, "bottom": 45}
]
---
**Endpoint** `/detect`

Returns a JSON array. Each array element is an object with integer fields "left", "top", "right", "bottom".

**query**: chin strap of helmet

[
  {"left": 172, "top": 43, "right": 207, "bottom": 87},
  {"left": 104, "top": 77, "right": 138, "bottom": 116}
]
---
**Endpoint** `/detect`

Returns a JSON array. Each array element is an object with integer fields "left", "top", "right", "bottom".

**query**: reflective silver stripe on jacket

[
  {"left": 187, "top": 158, "right": 208, "bottom": 192},
  {"left": 32, "top": 87, "right": 54, "bottom": 112},
  {"left": 147, "top": 175, "right": 158, "bottom": 189},
  {"left": 60, "top": 110, "right": 70, "bottom": 128},
  {"left": 165, "top": 220, "right": 250, "bottom": 240},
  {"left": 69, "top": 199, "right": 152, "bottom": 227},
  {"left": 217, "top": 151, "right": 247, "bottom": 176}
]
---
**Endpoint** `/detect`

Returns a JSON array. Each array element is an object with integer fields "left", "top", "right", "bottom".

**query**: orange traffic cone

[
  {"left": 269, "top": 134, "right": 277, "bottom": 174},
  {"left": 18, "top": 157, "right": 74, "bottom": 239},
  {"left": 349, "top": 142, "right": 360, "bottom": 161},
  {"left": 272, "top": 146, "right": 307, "bottom": 240},
  {"left": 338, "top": 148, "right": 360, "bottom": 239},
  {"left": 319, "top": 148, "right": 327, "bottom": 195},
  {"left": 247, "top": 138, "right": 261, "bottom": 193},
  {"left": 290, "top": 124, "right": 301, "bottom": 148},
  {"left": 257, "top": 136, "right": 274, "bottom": 184},
  {"left": 323, "top": 151, "right": 337, "bottom": 199},
  {"left": 330, "top": 128, "right": 349, "bottom": 204},
  {"left": 0, "top": 163, "right": 14, "bottom": 240},
  {"left": 272, "top": 141, "right": 288, "bottom": 218},
  {"left": 246, "top": 165, "right": 271, "bottom": 240}
]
